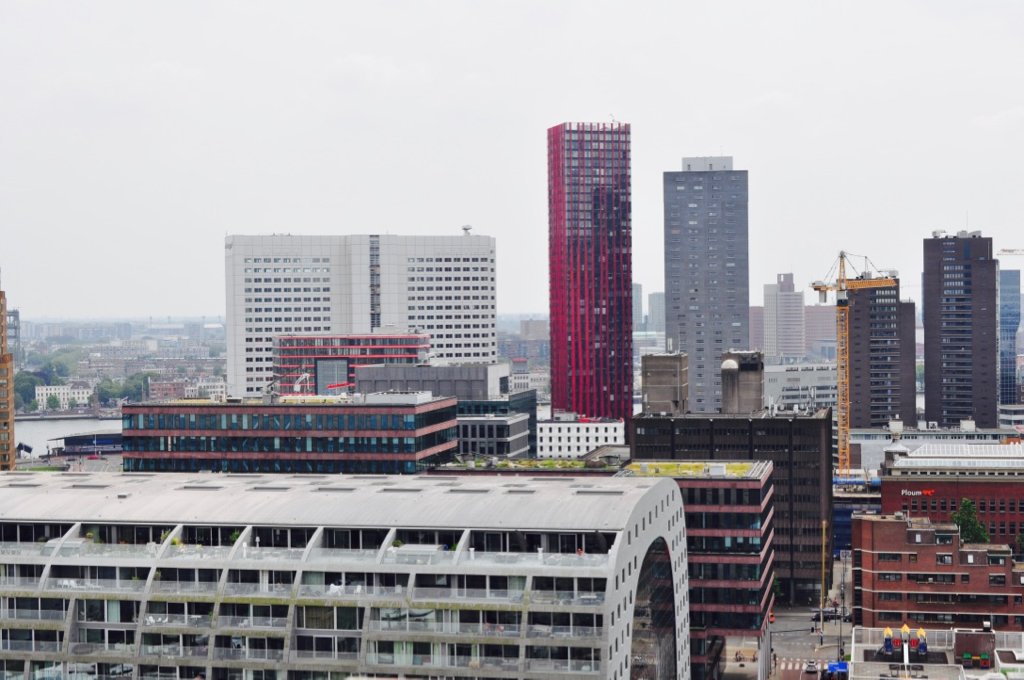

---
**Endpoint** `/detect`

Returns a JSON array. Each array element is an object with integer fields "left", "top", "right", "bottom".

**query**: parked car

[{"left": 805, "top": 660, "right": 820, "bottom": 674}]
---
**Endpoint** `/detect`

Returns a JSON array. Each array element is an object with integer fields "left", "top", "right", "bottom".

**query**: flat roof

[
  {"left": 0, "top": 472, "right": 673, "bottom": 532},
  {"left": 625, "top": 460, "right": 772, "bottom": 480}
]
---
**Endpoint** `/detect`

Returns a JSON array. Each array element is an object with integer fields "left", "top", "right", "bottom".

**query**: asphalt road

[{"left": 768, "top": 606, "right": 850, "bottom": 680}]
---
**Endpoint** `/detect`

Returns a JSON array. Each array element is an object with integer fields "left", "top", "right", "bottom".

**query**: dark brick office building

[
  {"left": 923, "top": 230, "right": 999, "bottom": 428},
  {"left": 632, "top": 409, "right": 832, "bottom": 604}
]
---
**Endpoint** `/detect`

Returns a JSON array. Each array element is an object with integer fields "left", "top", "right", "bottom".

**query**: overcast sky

[{"left": 2, "top": 1, "right": 1023, "bottom": 320}]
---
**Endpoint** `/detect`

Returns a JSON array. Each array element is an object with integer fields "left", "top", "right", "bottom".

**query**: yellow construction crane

[{"left": 812, "top": 252, "right": 898, "bottom": 475}]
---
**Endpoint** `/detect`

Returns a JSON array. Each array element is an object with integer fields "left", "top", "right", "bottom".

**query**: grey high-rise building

[
  {"left": 999, "top": 269, "right": 1020, "bottom": 405},
  {"left": 632, "top": 282, "right": 644, "bottom": 332},
  {"left": 763, "top": 273, "right": 805, "bottom": 361},
  {"left": 663, "top": 156, "right": 748, "bottom": 411},
  {"left": 923, "top": 230, "right": 999, "bottom": 428},
  {"left": 648, "top": 291, "right": 665, "bottom": 334}
]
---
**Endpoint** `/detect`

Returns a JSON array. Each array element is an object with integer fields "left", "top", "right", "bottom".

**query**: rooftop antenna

[
  {"left": 609, "top": 114, "right": 619, "bottom": 124},
  {"left": 461, "top": 224, "right": 473, "bottom": 236}
]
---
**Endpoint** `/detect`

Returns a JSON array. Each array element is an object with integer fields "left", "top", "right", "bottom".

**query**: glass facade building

[
  {"left": 1000, "top": 269, "right": 1020, "bottom": 405},
  {"left": 121, "top": 394, "right": 457, "bottom": 474}
]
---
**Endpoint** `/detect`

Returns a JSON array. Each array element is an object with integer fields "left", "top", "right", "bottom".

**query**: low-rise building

[
  {"left": 851, "top": 420, "right": 1017, "bottom": 472},
  {"left": 852, "top": 513, "right": 1024, "bottom": 630},
  {"left": 121, "top": 391, "right": 457, "bottom": 475},
  {"left": 34, "top": 384, "right": 93, "bottom": 411},
  {"left": 537, "top": 413, "right": 625, "bottom": 459},
  {"left": 763, "top": 362, "right": 837, "bottom": 411},
  {"left": 0, "top": 472, "right": 690, "bottom": 679},
  {"left": 880, "top": 443, "right": 1024, "bottom": 548},
  {"left": 457, "top": 413, "right": 529, "bottom": 459}
]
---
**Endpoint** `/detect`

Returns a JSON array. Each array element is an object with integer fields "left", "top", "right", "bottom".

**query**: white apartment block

[
  {"left": 537, "top": 416, "right": 625, "bottom": 459},
  {"left": 184, "top": 376, "right": 228, "bottom": 401},
  {"left": 763, "top": 363, "right": 837, "bottom": 411},
  {"left": 225, "top": 233, "right": 497, "bottom": 396},
  {"left": 34, "top": 384, "right": 92, "bottom": 410}
]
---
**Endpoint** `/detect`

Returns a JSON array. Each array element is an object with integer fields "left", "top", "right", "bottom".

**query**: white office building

[
  {"left": 0, "top": 472, "right": 689, "bottom": 680},
  {"left": 537, "top": 414, "right": 626, "bottom": 459},
  {"left": 34, "top": 385, "right": 93, "bottom": 411},
  {"left": 225, "top": 233, "right": 497, "bottom": 396},
  {"left": 763, "top": 363, "right": 837, "bottom": 411}
]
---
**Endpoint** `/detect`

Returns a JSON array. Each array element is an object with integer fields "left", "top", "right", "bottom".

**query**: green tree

[
  {"left": 121, "top": 373, "right": 154, "bottom": 403},
  {"left": 951, "top": 498, "right": 989, "bottom": 544},
  {"left": 68, "top": 398, "right": 78, "bottom": 409},
  {"left": 26, "top": 399, "right": 38, "bottom": 412},
  {"left": 14, "top": 371, "right": 43, "bottom": 405},
  {"left": 45, "top": 395, "right": 61, "bottom": 411},
  {"left": 14, "top": 393, "right": 24, "bottom": 411},
  {"left": 95, "top": 378, "right": 122, "bottom": 405}
]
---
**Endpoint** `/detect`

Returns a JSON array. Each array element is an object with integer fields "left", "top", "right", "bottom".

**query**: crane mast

[{"left": 812, "top": 252, "right": 898, "bottom": 475}]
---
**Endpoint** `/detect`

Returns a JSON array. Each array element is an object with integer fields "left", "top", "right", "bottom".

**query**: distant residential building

[
  {"left": 184, "top": 376, "right": 228, "bottom": 401},
  {"left": 923, "top": 230, "right": 999, "bottom": 428},
  {"left": 852, "top": 513, "right": 1024, "bottom": 630},
  {"left": 548, "top": 122, "right": 633, "bottom": 422},
  {"left": 148, "top": 378, "right": 190, "bottom": 401},
  {"left": 641, "top": 353, "right": 688, "bottom": 415},
  {"left": 633, "top": 408, "right": 833, "bottom": 604},
  {"left": 122, "top": 391, "right": 458, "bottom": 474},
  {"left": 748, "top": 306, "right": 764, "bottom": 353},
  {"left": 763, "top": 273, "right": 805, "bottom": 360},
  {"left": 510, "top": 358, "right": 531, "bottom": 393},
  {"left": 664, "top": 156, "right": 749, "bottom": 412},
  {"left": 763, "top": 363, "right": 837, "bottom": 411},
  {"left": 272, "top": 331, "right": 430, "bottom": 395},
  {"left": 804, "top": 305, "right": 836, "bottom": 360},
  {"left": 519, "top": 318, "right": 549, "bottom": 341},
  {"left": 648, "top": 292, "right": 666, "bottom": 335},
  {"left": 457, "top": 413, "right": 530, "bottom": 459},
  {"left": 633, "top": 282, "right": 645, "bottom": 332},
  {"left": 35, "top": 384, "right": 93, "bottom": 411},
  {"left": 847, "top": 279, "right": 916, "bottom": 428},
  {"left": 224, "top": 233, "right": 497, "bottom": 397},
  {"left": 0, "top": 287, "right": 13, "bottom": 470},
  {"left": 1000, "top": 270, "right": 1021, "bottom": 405},
  {"left": 537, "top": 413, "right": 625, "bottom": 459},
  {"left": 998, "top": 404, "right": 1024, "bottom": 431}
]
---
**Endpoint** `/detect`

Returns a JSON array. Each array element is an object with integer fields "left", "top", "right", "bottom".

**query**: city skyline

[{"left": 2, "top": 3, "right": 1023, "bottom": 318}]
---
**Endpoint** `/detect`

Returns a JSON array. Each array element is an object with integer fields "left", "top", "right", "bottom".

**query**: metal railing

[
  {"left": 141, "top": 613, "right": 211, "bottom": 627},
  {"left": 290, "top": 649, "right": 360, "bottom": 662},
  {"left": 412, "top": 587, "right": 523, "bottom": 602},
  {"left": 45, "top": 578, "right": 147, "bottom": 593},
  {"left": 223, "top": 582, "right": 293, "bottom": 596},
  {"left": 525, "top": 658, "right": 602, "bottom": 673},
  {"left": 1, "top": 608, "right": 65, "bottom": 621},
  {"left": 150, "top": 580, "right": 219, "bottom": 594},
  {"left": 219, "top": 615, "right": 288, "bottom": 629},
  {"left": 213, "top": 646, "right": 285, "bottom": 661},
  {"left": 297, "top": 583, "right": 404, "bottom": 598}
]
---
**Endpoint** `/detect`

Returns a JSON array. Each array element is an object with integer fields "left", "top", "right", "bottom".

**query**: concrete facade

[
  {"left": 663, "top": 157, "right": 749, "bottom": 412},
  {"left": 763, "top": 363, "right": 838, "bottom": 412},
  {"left": 0, "top": 473, "right": 692, "bottom": 679},
  {"left": 224, "top": 233, "right": 497, "bottom": 397},
  {"left": 641, "top": 353, "right": 689, "bottom": 415},
  {"left": 720, "top": 350, "right": 763, "bottom": 414},
  {"left": 923, "top": 231, "right": 999, "bottom": 428}
]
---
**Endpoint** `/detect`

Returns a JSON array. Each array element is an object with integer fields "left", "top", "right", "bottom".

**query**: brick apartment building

[{"left": 852, "top": 513, "right": 1024, "bottom": 631}]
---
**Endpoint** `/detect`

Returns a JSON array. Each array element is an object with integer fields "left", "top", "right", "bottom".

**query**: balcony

[
  {"left": 367, "top": 620, "right": 522, "bottom": 637},
  {"left": 0, "top": 541, "right": 48, "bottom": 557},
  {"left": 290, "top": 649, "right": 360, "bottom": 663},
  {"left": 525, "top": 658, "right": 602, "bottom": 673},
  {"left": 0, "top": 608, "right": 65, "bottom": 622},
  {"left": 297, "top": 583, "right": 403, "bottom": 599},
  {"left": 165, "top": 544, "right": 233, "bottom": 561},
  {"left": 234, "top": 546, "right": 305, "bottom": 562},
  {"left": 0, "top": 639, "right": 61, "bottom": 652},
  {"left": 75, "top": 543, "right": 161, "bottom": 560},
  {"left": 531, "top": 590, "right": 605, "bottom": 606},
  {"left": 305, "top": 548, "right": 378, "bottom": 565},
  {"left": 219, "top": 615, "right": 288, "bottom": 629},
  {"left": 150, "top": 580, "right": 219, "bottom": 595},
  {"left": 141, "top": 613, "right": 212, "bottom": 628},
  {"left": 527, "top": 624, "right": 602, "bottom": 639},
  {"left": 213, "top": 646, "right": 285, "bottom": 661},
  {"left": 67, "top": 642, "right": 135, "bottom": 656},
  {"left": 365, "top": 652, "right": 521, "bottom": 672},
  {"left": 412, "top": 587, "right": 523, "bottom": 603},
  {"left": 222, "top": 582, "right": 293, "bottom": 597},
  {"left": 140, "top": 643, "right": 208, "bottom": 657},
  {"left": 45, "top": 578, "right": 147, "bottom": 594},
  {"left": 463, "top": 551, "right": 610, "bottom": 570},
  {"left": 0, "top": 576, "right": 41, "bottom": 590}
]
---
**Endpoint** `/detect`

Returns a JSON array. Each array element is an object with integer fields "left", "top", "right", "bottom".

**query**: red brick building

[
  {"left": 880, "top": 443, "right": 1024, "bottom": 548},
  {"left": 852, "top": 513, "right": 1024, "bottom": 631}
]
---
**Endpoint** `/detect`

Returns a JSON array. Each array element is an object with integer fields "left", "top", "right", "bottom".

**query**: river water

[{"left": 12, "top": 417, "right": 122, "bottom": 458}]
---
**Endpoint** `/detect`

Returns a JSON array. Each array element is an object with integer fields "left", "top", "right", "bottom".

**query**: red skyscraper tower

[{"left": 548, "top": 121, "right": 633, "bottom": 422}]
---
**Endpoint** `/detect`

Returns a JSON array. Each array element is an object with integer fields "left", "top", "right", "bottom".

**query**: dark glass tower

[
  {"left": 923, "top": 230, "right": 999, "bottom": 428},
  {"left": 547, "top": 122, "right": 632, "bottom": 421}
]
